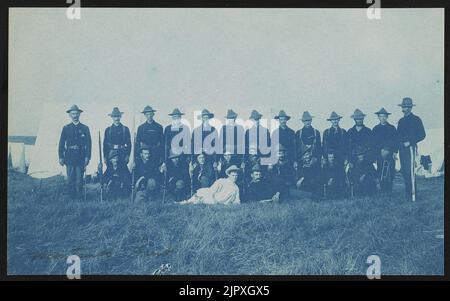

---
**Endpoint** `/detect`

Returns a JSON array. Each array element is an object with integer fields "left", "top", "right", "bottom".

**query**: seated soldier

[
  {"left": 180, "top": 165, "right": 241, "bottom": 205},
  {"left": 321, "top": 151, "right": 345, "bottom": 199},
  {"left": 244, "top": 164, "right": 280, "bottom": 203},
  {"left": 190, "top": 152, "right": 215, "bottom": 193},
  {"left": 348, "top": 147, "right": 377, "bottom": 197},
  {"left": 242, "top": 147, "right": 267, "bottom": 183},
  {"left": 134, "top": 146, "right": 162, "bottom": 202},
  {"left": 103, "top": 150, "right": 131, "bottom": 200},
  {"left": 160, "top": 152, "right": 190, "bottom": 202},
  {"left": 217, "top": 151, "right": 236, "bottom": 179},
  {"left": 268, "top": 145, "right": 295, "bottom": 201},
  {"left": 296, "top": 150, "right": 321, "bottom": 199}
]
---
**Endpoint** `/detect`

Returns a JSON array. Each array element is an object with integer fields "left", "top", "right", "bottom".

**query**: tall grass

[{"left": 7, "top": 172, "right": 444, "bottom": 275}]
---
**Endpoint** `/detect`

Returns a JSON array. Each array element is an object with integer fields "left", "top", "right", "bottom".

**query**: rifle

[
  {"left": 241, "top": 153, "right": 246, "bottom": 196},
  {"left": 410, "top": 146, "right": 416, "bottom": 202},
  {"left": 162, "top": 134, "right": 168, "bottom": 204},
  {"left": 214, "top": 153, "right": 219, "bottom": 180},
  {"left": 345, "top": 161, "right": 354, "bottom": 199},
  {"left": 130, "top": 132, "right": 136, "bottom": 203},
  {"left": 83, "top": 167, "right": 87, "bottom": 201},
  {"left": 323, "top": 183, "right": 327, "bottom": 199},
  {"left": 98, "top": 131, "right": 103, "bottom": 203},
  {"left": 189, "top": 161, "right": 196, "bottom": 197}
]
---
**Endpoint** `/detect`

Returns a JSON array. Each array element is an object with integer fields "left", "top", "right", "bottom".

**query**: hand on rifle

[
  {"left": 189, "top": 162, "right": 196, "bottom": 177},
  {"left": 296, "top": 177, "right": 305, "bottom": 189},
  {"left": 381, "top": 148, "right": 390, "bottom": 159},
  {"left": 293, "top": 161, "right": 298, "bottom": 170},
  {"left": 376, "top": 179, "right": 381, "bottom": 190},
  {"left": 216, "top": 161, "right": 222, "bottom": 172},
  {"left": 268, "top": 164, "right": 274, "bottom": 171},
  {"left": 271, "top": 192, "right": 280, "bottom": 202},
  {"left": 160, "top": 162, "right": 167, "bottom": 173},
  {"left": 328, "top": 178, "right": 334, "bottom": 186},
  {"left": 403, "top": 141, "right": 411, "bottom": 148},
  {"left": 359, "top": 174, "right": 366, "bottom": 183},
  {"left": 240, "top": 162, "right": 245, "bottom": 169},
  {"left": 59, "top": 158, "right": 65, "bottom": 166}
]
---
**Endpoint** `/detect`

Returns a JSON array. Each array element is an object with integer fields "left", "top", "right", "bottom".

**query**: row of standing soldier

[{"left": 58, "top": 97, "right": 425, "bottom": 202}]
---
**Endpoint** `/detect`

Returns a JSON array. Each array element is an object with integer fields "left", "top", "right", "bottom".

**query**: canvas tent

[
  {"left": 27, "top": 103, "right": 142, "bottom": 179},
  {"left": 24, "top": 144, "right": 35, "bottom": 168},
  {"left": 415, "top": 128, "right": 444, "bottom": 177},
  {"left": 7, "top": 142, "right": 26, "bottom": 173}
]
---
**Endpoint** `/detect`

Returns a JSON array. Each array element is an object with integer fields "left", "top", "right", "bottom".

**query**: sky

[{"left": 8, "top": 8, "right": 444, "bottom": 136}]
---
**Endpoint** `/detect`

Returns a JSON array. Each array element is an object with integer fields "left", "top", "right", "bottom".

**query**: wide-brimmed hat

[
  {"left": 108, "top": 107, "right": 124, "bottom": 117},
  {"left": 351, "top": 109, "right": 366, "bottom": 119},
  {"left": 249, "top": 110, "right": 263, "bottom": 120},
  {"left": 276, "top": 144, "right": 286, "bottom": 152},
  {"left": 138, "top": 144, "right": 150, "bottom": 153},
  {"left": 168, "top": 108, "right": 184, "bottom": 116},
  {"left": 225, "top": 109, "right": 238, "bottom": 119},
  {"left": 66, "top": 104, "right": 83, "bottom": 113},
  {"left": 223, "top": 150, "right": 233, "bottom": 156},
  {"left": 274, "top": 110, "right": 290, "bottom": 120},
  {"left": 225, "top": 165, "right": 240, "bottom": 176},
  {"left": 374, "top": 107, "right": 391, "bottom": 115},
  {"left": 141, "top": 106, "right": 156, "bottom": 114},
  {"left": 326, "top": 111, "right": 342, "bottom": 121},
  {"left": 251, "top": 164, "right": 262, "bottom": 172},
  {"left": 352, "top": 146, "right": 368, "bottom": 156},
  {"left": 301, "top": 111, "right": 314, "bottom": 121},
  {"left": 168, "top": 151, "right": 182, "bottom": 159},
  {"left": 248, "top": 145, "right": 258, "bottom": 156},
  {"left": 198, "top": 109, "right": 214, "bottom": 119},
  {"left": 108, "top": 150, "right": 119, "bottom": 161},
  {"left": 398, "top": 97, "right": 415, "bottom": 107}
]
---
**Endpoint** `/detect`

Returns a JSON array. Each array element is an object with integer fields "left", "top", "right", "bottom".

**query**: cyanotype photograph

[{"left": 7, "top": 7, "right": 444, "bottom": 276}]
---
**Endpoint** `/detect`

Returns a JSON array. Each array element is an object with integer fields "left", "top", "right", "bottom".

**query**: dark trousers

[
  {"left": 399, "top": 146, "right": 417, "bottom": 201},
  {"left": 66, "top": 165, "right": 84, "bottom": 199}
]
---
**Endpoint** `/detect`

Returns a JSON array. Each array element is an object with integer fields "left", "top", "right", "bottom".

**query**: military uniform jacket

[
  {"left": 372, "top": 122, "right": 398, "bottom": 155},
  {"left": 321, "top": 163, "right": 345, "bottom": 186},
  {"left": 192, "top": 162, "right": 215, "bottom": 189},
  {"left": 295, "top": 126, "right": 322, "bottom": 161},
  {"left": 348, "top": 125, "right": 373, "bottom": 160},
  {"left": 397, "top": 113, "right": 426, "bottom": 147},
  {"left": 322, "top": 126, "right": 348, "bottom": 161},
  {"left": 245, "top": 125, "right": 271, "bottom": 157},
  {"left": 134, "top": 157, "right": 162, "bottom": 183},
  {"left": 297, "top": 159, "right": 320, "bottom": 182},
  {"left": 103, "top": 123, "right": 131, "bottom": 160},
  {"left": 103, "top": 164, "right": 131, "bottom": 187},
  {"left": 163, "top": 124, "right": 191, "bottom": 159},
  {"left": 58, "top": 122, "right": 92, "bottom": 166},
  {"left": 220, "top": 124, "right": 245, "bottom": 155},
  {"left": 136, "top": 120, "right": 164, "bottom": 160},
  {"left": 269, "top": 159, "right": 296, "bottom": 186},
  {"left": 191, "top": 124, "right": 218, "bottom": 158},
  {"left": 349, "top": 159, "right": 377, "bottom": 183},
  {"left": 272, "top": 126, "right": 296, "bottom": 158},
  {"left": 244, "top": 179, "right": 274, "bottom": 202},
  {"left": 166, "top": 156, "right": 190, "bottom": 186}
]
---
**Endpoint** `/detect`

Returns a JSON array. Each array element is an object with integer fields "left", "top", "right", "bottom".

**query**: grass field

[{"left": 7, "top": 171, "right": 444, "bottom": 275}]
